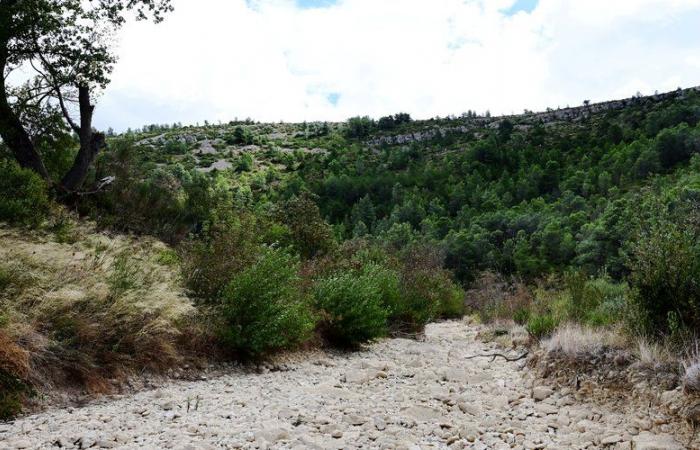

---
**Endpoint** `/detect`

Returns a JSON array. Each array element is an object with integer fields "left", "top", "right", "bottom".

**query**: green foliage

[
  {"left": 396, "top": 246, "right": 465, "bottom": 329},
  {"left": 219, "top": 248, "right": 315, "bottom": 357},
  {"left": 236, "top": 153, "right": 254, "bottom": 172},
  {"left": 526, "top": 313, "right": 559, "bottom": 340},
  {"left": 314, "top": 271, "right": 389, "bottom": 348},
  {"left": 346, "top": 116, "right": 375, "bottom": 139},
  {"left": 276, "top": 194, "right": 335, "bottom": 259},
  {"left": 0, "top": 159, "right": 50, "bottom": 227},
  {"left": 182, "top": 215, "right": 262, "bottom": 302},
  {"left": 108, "top": 252, "right": 143, "bottom": 297},
  {"left": 0, "top": 369, "right": 31, "bottom": 421},
  {"left": 164, "top": 140, "right": 188, "bottom": 154},
  {"left": 627, "top": 217, "right": 700, "bottom": 335}
]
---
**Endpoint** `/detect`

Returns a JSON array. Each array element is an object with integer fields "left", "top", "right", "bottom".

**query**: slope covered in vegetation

[{"left": 2, "top": 87, "right": 700, "bottom": 418}]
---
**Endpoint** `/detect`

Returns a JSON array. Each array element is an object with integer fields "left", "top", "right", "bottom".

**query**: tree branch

[
  {"left": 34, "top": 52, "right": 80, "bottom": 134},
  {"left": 464, "top": 351, "right": 529, "bottom": 362}
]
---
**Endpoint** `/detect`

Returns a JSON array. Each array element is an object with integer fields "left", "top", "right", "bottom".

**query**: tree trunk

[
  {"left": 60, "top": 85, "right": 105, "bottom": 192},
  {"left": 0, "top": 48, "right": 50, "bottom": 180}
]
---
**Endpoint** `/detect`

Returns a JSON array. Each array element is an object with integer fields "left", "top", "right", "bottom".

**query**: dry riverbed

[{"left": 0, "top": 321, "right": 688, "bottom": 449}]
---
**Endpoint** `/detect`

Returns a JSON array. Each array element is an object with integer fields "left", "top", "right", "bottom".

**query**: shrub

[
  {"left": 314, "top": 271, "right": 389, "bottom": 348},
  {"left": 0, "top": 230, "right": 194, "bottom": 411},
  {"left": 0, "top": 331, "right": 32, "bottom": 420},
  {"left": 564, "top": 272, "right": 627, "bottom": 326},
  {"left": 0, "top": 159, "right": 50, "bottom": 227},
  {"left": 543, "top": 324, "right": 624, "bottom": 357},
  {"left": 220, "top": 248, "right": 314, "bottom": 357},
  {"left": 182, "top": 215, "right": 261, "bottom": 302},
  {"left": 276, "top": 194, "right": 335, "bottom": 259},
  {"left": 345, "top": 116, "right": 375, "bottom": 139},
  {"left": 627, "top": 219, "right": 700, "bottom": 335},
  {"left": 395, "top": 244, "right": 465, "bottom": 330},
  {"left": 467, "top": 271, "right": 532, "bottom": 324},
  {"left": 526, "top": 313, "right": 559, "bottom": 340},
  {"left": 683, "top": 344, "right": 700, "bottom": 394}
]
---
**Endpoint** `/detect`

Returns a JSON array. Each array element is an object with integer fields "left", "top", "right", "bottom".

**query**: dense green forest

[{"left": 3, "top": 87, "right": 700, "bottom": 418}]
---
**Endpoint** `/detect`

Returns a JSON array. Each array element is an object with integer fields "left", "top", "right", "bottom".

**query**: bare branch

[
  {"left": 463, "top": 351, "right": 529, "bottom": 362},
  {"left": 35, "top": 51, "right": 80, "bottom": 133}
]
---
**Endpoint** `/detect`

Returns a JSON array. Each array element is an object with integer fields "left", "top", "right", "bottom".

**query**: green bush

[
  {"left": 314, "top": 271, "right": 389, "bottom": 348},
  {"left": 0, "top": 159, "right": 50, "bottom": 227},
  {"left": 0, "top": 369, "right": 29, "bottom": 421},
  {"left": 220, "top": 248, "right": 314, "bottom": 357},
  {"left": 627, "top": 219, "right": 700, "bottom": 335},
  {"left": 394, "top": 245, "right": 465, "bottom": 330},
  {"left": 182, "top": 215, "right": 261, "bottom": 302},
  {"left": 526, "top": 313, "right": 559, "bottom": 339}
]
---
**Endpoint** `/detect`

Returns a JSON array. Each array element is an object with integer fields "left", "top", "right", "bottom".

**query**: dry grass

[
  {"left": 543, "top": 323, "right": 626, "bottom": 357},
  {"left": 683, "top": 342, "right": 700, "bottom": 394},
  {"left": 636, "top": 339, "right": 676, "bottom": 368},
  {"left": 0, "top": 223, "right": 194, "bottom": 404}
]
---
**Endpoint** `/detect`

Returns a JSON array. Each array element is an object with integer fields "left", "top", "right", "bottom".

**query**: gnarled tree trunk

[
  {"left": 60, "top": 85, "right": 105, "bottom": 192},
  {"left": 0, "top": 47, "right": 50, "bottom": 180}
]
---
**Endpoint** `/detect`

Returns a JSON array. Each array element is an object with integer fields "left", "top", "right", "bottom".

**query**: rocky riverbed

[{"left": 0, "top": 321, "right": 689, "bottom": 449}]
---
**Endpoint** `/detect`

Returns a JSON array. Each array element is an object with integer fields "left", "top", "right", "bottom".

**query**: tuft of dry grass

[
  {"left": 636, "top": 339, "right": 675, "bottom": 368},
  {"left": 0, "top": 223, "right": 195, "bottom": 408},
  {"left": 683, "top": 342, "right": 700, "bottom": 394},
  {"left": 543, "top": 323, "right": 626, "bottom": 357}
]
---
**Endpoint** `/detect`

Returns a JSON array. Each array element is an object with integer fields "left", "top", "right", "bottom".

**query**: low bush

[
  {"left": 393, "top": 245, "right": 465, "bottom": 331},
  {"left": 526, "top": 313, "right": 559, "bottom": 340},
  {"left": 683, "top": 345, "right": 700, "bottom": 394},
  {"left": 314, "top": 270, "right": 389, "bottom": 348},
  {"left": 467, "top": 271, "right": 532, "bottom": 324},
  {"left": 219, "top": 248, "right": 315, "bottom": 357},
  {"left": 543, "top": 323, "right": 625, "bottom": 357},
  {"left": 181, "top": 215, "right": 262, "bottom": 302},
  {"left": 0, "top": 159, "right": 50, "bottom": 227},
  {"left": 627, "top": 219, "right": 700, "bottom": 335},
  {"left": 564, "top": 272, "right": 627, "bottom": 327}
]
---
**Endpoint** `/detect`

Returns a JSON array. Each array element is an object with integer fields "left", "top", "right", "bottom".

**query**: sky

[{"left": 95, "top": 0, "right": 700, "bottom": 131}]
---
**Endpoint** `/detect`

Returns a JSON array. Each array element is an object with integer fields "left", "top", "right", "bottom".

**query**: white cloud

[{"left": 96, "top": 0, "right": 700, "bottom": 131}]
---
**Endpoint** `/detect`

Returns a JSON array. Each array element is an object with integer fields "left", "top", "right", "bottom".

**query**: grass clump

[
  {"left": 0, "top": 331, "right": 32, "bottom": 421},
  {"left": 219, "top": 248, "right": 315, "bottom": 358},
  {"left": 0, "top": 225, "right": 194, "bottom": 414}
]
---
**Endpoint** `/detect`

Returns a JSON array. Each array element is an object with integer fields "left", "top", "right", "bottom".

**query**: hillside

[
  {"left": 2, "top": 88, "right": 700, "bottom": 447},
  {"left": 113, "top": 87, "right": 700, "bottom": 283}
]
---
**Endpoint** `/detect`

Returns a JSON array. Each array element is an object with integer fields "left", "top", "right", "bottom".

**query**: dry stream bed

[{"left": 0, "top": 321, "right": 689, "bottom": 449}]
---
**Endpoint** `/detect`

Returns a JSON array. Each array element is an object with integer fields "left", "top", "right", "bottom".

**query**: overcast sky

[{"left": 95, "top": 0, "right": 700, "bottom": 131}]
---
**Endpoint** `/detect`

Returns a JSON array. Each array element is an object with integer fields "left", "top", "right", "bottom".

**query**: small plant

[
  {"left": 108, "top": 252, "right": 141, "bottom": 296},
  {"left": 0, "top": 332, "right": 32, "bottom": 420},
  {"left": 683, "top": 344, "right": 700, "bottom": 394},
  {"left": 513, "top": 307, "right": 531, "bottom": 325},
  {"left": 156, "top": 248, "right": 180, "bottom": 266},
  {"left": 526, "top": 314, "right": 559, "bottom": 340}
]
